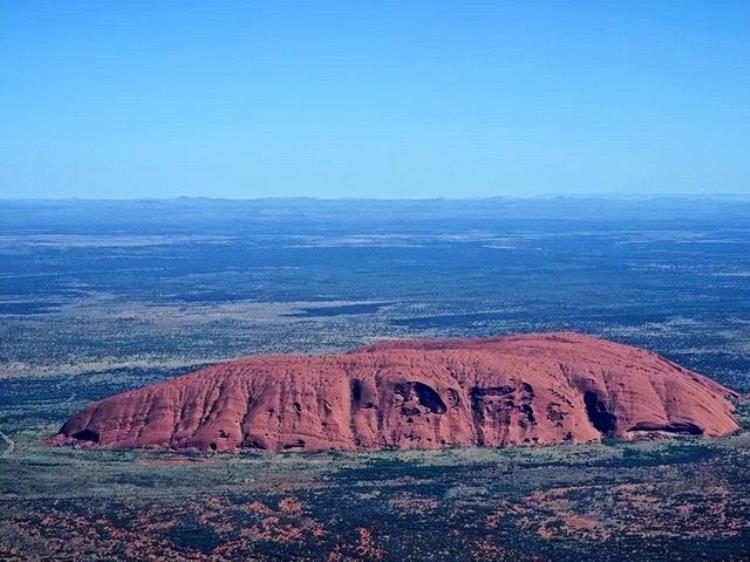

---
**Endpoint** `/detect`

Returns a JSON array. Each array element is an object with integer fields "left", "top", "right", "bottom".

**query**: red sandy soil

[{"left": 50, "top": 332, "right": 739, "bottom": 452}]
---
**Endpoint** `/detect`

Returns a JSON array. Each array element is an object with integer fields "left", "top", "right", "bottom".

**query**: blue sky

[{"left": 1, "top": 1, "right": 748, "bottom": 199}]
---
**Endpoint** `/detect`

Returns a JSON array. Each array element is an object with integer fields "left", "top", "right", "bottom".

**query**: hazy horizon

[{"left": 3, "top": 192, "right": 750, "bottom": 202}]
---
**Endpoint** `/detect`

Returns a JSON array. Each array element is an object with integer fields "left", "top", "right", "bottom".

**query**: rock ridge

[{"left": 51, "top": 332, "right": 739, "bottom": 452}]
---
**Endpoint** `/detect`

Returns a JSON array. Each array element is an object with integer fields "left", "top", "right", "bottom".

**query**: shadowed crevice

[
  {"left": 413, "top": 382, "right": 447, "bottom": 414},
  {"left": 71, "top": 429, "right": 100, "bottom": 443},
  {"left": 583, "top": 391, "right": 617, "bottom": 435},
  {"left": 628, "top": 421, "right": 704, "bottom": 435}
]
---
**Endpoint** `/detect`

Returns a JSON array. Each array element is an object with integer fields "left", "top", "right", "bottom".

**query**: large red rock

[{"left": 52, "top": 333, "right": 740, "bottom": 452}]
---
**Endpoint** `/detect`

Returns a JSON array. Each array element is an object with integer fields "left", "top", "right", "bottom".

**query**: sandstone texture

[{"left": 52, "top": 333, "right": 740, "bottom": 452}]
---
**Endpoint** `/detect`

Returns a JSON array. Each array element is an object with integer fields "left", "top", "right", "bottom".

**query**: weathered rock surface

[{"left": 51, "top": 333, "right": 739, "bottom": 452}]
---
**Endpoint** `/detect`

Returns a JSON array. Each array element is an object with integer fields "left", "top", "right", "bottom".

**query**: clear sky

[{"left": 1, "top": 1, "right": 748, "bottom": 199}]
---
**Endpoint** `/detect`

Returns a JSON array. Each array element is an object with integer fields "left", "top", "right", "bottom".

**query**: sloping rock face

[{"left": 52, "top": 333, "right": 739, "bottom": 452}]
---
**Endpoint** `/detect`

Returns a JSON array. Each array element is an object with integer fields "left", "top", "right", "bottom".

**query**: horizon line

[{"left": 2, "top": 192, "right": 750, "bottom": 203}]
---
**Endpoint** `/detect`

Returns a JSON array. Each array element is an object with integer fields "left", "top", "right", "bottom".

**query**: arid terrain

[
  {"left": 1, "top": 198, "right": 750, "bottom": 560},
  {"left": 3, "top": 413, "right": 750, "bottom": 561}
]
